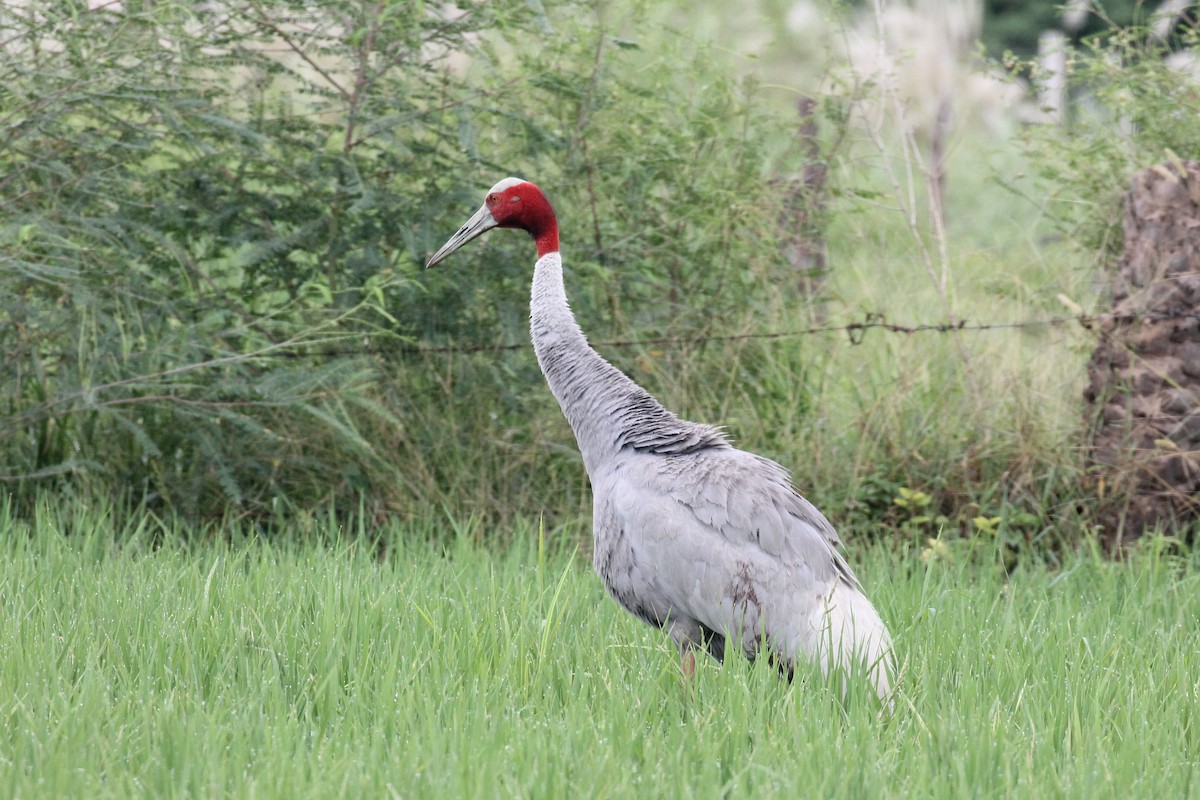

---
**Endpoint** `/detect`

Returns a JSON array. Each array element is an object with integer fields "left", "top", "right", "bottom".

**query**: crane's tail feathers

[{"left": 812, "top": 581, "right": 895, "bottom": 711}]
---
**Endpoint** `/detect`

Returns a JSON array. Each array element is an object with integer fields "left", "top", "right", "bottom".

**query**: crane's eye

[{"left": 487, "top": 193, "right": 497, "bottom": 204}]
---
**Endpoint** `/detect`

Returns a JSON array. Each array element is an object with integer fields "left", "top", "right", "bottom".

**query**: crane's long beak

[{"left": 425, "top": 204, "right": 498, "bottom": 268}]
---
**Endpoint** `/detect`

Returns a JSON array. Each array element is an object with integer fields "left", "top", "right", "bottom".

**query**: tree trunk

[
  {"left": 1084, "top": 160, "right": 1200, "bottom": 547},
  {"left": 779, "top": 95, "right": 827, "bottom": 297}
]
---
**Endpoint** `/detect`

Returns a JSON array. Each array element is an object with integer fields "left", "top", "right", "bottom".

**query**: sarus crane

[{"left": 427, "top": 177, "right": 894, "bottom": 705}]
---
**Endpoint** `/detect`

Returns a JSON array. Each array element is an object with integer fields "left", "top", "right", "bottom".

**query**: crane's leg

[
  {"left": 681, "top": 649, "right": 697, "bottom": 679},
  {"left": 666, "top": 618, "right": 704, "bottom": 680}
]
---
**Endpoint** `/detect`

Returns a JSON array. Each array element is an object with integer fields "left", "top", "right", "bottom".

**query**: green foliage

[
  {"left": 3, "top": 504, "right": 1200, "bottom": 798},
  {"left": 1, "top": 0, "right": 825, "bottom": 526},
  {"left": 6, "top": 1, "right": 1182, "bottom": 550},
  {"left": 2, "top": 0, "right": 544, "bottom": 520},
  {"left": 1016, "top": 19, "right": 1200, "bottom": 253},
  {"left": 981, "top": 0, "right": 1170, "bottom": 59}
]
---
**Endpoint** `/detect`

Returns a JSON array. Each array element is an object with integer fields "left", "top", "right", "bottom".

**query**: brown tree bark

[
  {"left": 779, "top": 96, "right": 827, "bottom": 296},
  {"left": 1084, "top": 160, "right": 1200, "bottom": 547}
]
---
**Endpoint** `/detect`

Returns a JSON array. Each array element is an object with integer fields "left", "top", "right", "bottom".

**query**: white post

[{"left": 1037, "top": 30, "right": 1067, "bottom": 124}]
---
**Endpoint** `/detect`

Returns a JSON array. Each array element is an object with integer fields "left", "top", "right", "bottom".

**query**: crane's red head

[{"left": 425, "top": 177, "right": 560, "bottom": 268}]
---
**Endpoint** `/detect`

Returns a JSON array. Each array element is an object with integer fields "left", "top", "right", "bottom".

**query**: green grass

[
  {"left": 2, "top": 505, "right": 1198, "bottom": 799},
  {"left": 641, "top": 130, "right": 1100, "bottom": 545}
]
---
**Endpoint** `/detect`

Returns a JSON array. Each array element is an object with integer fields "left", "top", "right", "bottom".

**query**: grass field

[{"left": 2, "top": 505, "right": 1197, "bottom": 799}]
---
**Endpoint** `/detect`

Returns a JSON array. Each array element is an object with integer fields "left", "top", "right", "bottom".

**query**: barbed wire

[{"left": 266, "top": 308, "right": 1200, "bottom": 359}]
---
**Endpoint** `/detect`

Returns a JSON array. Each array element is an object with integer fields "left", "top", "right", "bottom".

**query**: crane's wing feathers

[
  {"left": 604, "top": 447, "right": 860, "bottom": 593},
  {"left": 680, "top": 450, "right": 860, "bottom": 589},
  {"left": 593, "top": 447, "right": 862, "bottom": 664}
]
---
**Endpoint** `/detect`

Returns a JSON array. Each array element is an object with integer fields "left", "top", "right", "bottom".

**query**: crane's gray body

[
  {"left": 531, "top": 253, "right": 892, "bottom": 697},
  {"left": 594, "top": 450, "right": 852, "bottom": 663}
]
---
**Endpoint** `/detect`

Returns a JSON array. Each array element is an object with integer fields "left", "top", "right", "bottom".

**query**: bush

[
  {"left": 0, "top": 0, "right": 539, "bottom": 522},
  {"left": 1017, "top": 20, "right": 1200, "bottom": 254},
  {"left": 1, "top": 1, "right": 822, "bottom": 527}
]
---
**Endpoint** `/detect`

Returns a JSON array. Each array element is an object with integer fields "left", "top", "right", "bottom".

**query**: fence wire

[{"left": 269, "top": 308, "right": 1200, "bottom": 360}]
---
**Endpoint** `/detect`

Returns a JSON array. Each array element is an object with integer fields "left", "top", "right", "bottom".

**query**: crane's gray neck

[{"left": 529, "top": 252, "right": 728, "bottom": 476}]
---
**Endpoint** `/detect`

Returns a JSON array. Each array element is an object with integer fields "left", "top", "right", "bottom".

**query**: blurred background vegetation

[{"left": 2, "top": 0, "right": 1198, "bottom": 556}]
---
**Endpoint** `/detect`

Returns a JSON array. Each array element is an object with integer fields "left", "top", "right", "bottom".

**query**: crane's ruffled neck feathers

[{"left": 530, "top": 253, "right": 729, "bottom": 472}]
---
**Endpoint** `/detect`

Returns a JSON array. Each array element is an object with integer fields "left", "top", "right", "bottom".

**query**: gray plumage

[{"left": 428, "top": 178, "right": 894, "bottom": 705}]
